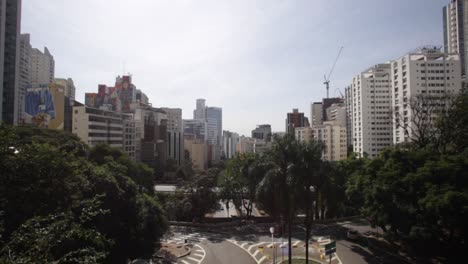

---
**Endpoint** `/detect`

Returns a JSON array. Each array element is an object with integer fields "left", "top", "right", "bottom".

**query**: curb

[{"left": 177, "top": 245, "right": 191, "bottom": 259}]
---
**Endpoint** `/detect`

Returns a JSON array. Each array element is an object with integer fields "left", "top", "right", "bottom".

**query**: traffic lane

[{"left": 200, "top": 239, "right": 256, "bottom": 264}]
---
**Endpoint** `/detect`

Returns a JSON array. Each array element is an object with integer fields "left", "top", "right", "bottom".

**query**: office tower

[
  {"left": 0, "top": 0, "right": 21, "bottom": 124},
  {"left": 193, "top": 98, "right": 206, "bottom": 119},
  {"left": 310, "top": 102, "right": 323, "bottom": 126},
  {"left": 286, "top": 108, "right": 307, "bottom": 135},
  {"left": 17, "top": 33, "right": 31, "bottom": 123},
  {"left": 391, "top": 47, "right": 462, "bottom": 145},
  {"left": 443, "top": 0, "right": 468, "bottom": 77},
  {"left": 349, "top": 63, "right": 393, "bottom": 158},
  {"left": 183, "top": 119, "right": 208, "bottom": 141},
  {"left": 206, "top": 106, "right": 222, "bottom": 146},
  {"left": 30, "top": 47, "right": 54, "bottom": 86},
  {"left": 161, "top": 107, "right": 184, "bottom": 165},
  {"left": 252, "top": 124, "right": 272, "bottom": 142},
  {"left": 222, "top": 130, "right": 239, "bottom": 159}
]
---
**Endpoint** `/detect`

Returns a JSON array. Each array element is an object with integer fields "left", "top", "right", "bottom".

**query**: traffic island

[{"left": 156, "top": 242, "right": 191, "bottom": 259}]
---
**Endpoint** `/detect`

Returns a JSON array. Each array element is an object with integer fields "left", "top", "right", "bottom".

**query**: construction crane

[{"left": 324, "top": 46, "right": 343, "bottom": 98}]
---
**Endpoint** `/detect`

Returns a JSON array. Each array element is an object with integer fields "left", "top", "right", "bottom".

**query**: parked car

[{"left": 347, "top": 229, "right": 359, "bottom": 240}]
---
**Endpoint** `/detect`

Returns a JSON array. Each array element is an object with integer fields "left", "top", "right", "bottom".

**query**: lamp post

[
  {"left": 270, "top": 227, "right": 275, "bottom": 263},
  {"left": 305, "top": 185, "right": 315, "bottom": 264}
]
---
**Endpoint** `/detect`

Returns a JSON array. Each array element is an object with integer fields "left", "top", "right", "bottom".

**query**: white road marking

[
  {"left": 280, "top": 242, "right": 288, "bottom": 248},
  {"left": 266, "top": 243, "right": 274, "bottom": 248},
  {"left": 193, "top": 244, "right": 206, "bottom": 264},
  {"left": 253, "top": 250, "right": 260, "bottom": 257},
  {"left": 181, "top": 260, "right": 190, "bottom": 264},
  {"left": 258, "top": 256, "right": 267, "bottom": 263},
  {"left": 293, "top": 241, "right": 301, "bottom": 246},
  {"left": 248, "top": 242, "right": 265, "bottom": 251},
  {"left": 241, "top": 242, "right": 248, "bottom": 248},
  {"left": 187, "top": 256, "right": 200, "bottom": 262},
  {"left": 194, "top": 253, "right": 204, "bottom": 257}
]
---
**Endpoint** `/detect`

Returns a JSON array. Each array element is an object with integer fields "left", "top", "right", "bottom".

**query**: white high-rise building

[
  {"left": 222, "top": 130, "right": 239, "bottom": 159},
  {"left": 349, "top": 63, "right": 393, "bottom": 157},
  {"left": 30, "top": 47, "right": 54, "bottom": 85},
  {"left": 312, "top": 122, "right": 347, "bottom": 161},
  {"left": 391, "top": 47, "right": 462, "bottom": 145}
]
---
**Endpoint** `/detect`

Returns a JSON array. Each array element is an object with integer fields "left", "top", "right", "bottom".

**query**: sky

[{"left": 22, "top": 0, "right": 448, "bottom": 136}]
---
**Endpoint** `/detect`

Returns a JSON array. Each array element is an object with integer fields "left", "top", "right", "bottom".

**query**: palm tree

[
  {"left": 256, "top": 134, "right": 301, "bottom": 264},
  {"left": 287, "top": 140, "right": 324, "bottom": 264}
]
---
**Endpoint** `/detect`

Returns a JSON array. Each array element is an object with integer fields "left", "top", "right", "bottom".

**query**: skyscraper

[
  {"left": 30, "top": 47, "right": 54, "bottom": 86},
  {"left": 443, "top": 0, "right": 468, "bottom": 77},
  {"left": 18, "top": 33, "right": 31, "bottom": 123},
  {"left": 252, "top": 124, "right": 272, "bottom": 141},
  {"left": 348, "top": 63, "right": 393, "bottom": 158},
  {"left": 0, "top": 0, "right": 21, "bottom": 124}
]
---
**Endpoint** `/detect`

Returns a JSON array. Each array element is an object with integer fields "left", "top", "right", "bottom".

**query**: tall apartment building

[
  {"left": 391, "top": 47, "right": 462, "bottom": 144},
  {"left": 443, "top": 0, "right": 468, "bottom": 77},
  {"left": 222, "top": 130, "right": 239, "bottom": 159},
  {"left": 348, "top": 63, "right": 393, "bottom": 157},
  {"left": 30, "top": 47, "right": 54, "bottom": 86},
  {"left": 295, "top": 126, "right": 313, "bottom": 142},
  {"left": 161, "top": 107, "right": 184, "bottom": 165},
  {"left": 310, "top": 102, "right": 323, "bottom": 126},
  {"left": 0, "top": 0, "right": 21, "bottom": 124},
  {"left": 286, "top": 108, "right": 308, "bottom": 135},
  {"left": 72, "top": 104, "right": 135, "bottom": 156},
  {"left": 17, "top": 33, "right": 31, "bottom": 123},
  {"left": 312, "top": 122, "right": 347, "bottom": 161},
  {"left": 252, "top": 124, "right": 272, "bottom": 142}
]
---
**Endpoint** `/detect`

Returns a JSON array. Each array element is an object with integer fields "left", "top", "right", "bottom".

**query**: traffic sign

[{"left": 324, "top": 241, "right": 336, "bottom": 251}]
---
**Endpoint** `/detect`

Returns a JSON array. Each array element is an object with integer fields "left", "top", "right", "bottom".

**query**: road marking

[
  {"left": 293, "top": 241, "right": 301, "bottom": 246},
  {"left": 227, "top": 240, "right": 266, "bottom": 264},
  {"left": 193, "top": 244, "right": 206, "bottom": 264},
  {"left": 253, "top": 250, "right": 260, "bottom": 257},
  {"left": 194, "top": 253, "right": 204, "bottom": 257},
  {"left": 181, "top": 260, "right": 190, "bottom": 264},
  {"left": 188, "top": 256, "right": 200, "bottom": 262},
  {"left": 266, "top": 243, "right": 273, "bottom": 248},
  {"left": 280, "top": 242, "right": 288, "bottom": 248},
  {"left": 249, "top": 242, "right": 266, "bottom": 251},
  {"left": 335, "top": 252, "right": 343, "bottom": 264},
  {"left": 258, "top": 256, "right": 267, "bottom": 263},
  {"left": 241, "top": 242, "right": 248, "bottom": 248},
  {"left": 195, "top": 249, "right": 203, "bottom": 253}
]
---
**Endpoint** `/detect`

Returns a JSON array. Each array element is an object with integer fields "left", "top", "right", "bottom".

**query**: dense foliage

[{"left": 0, "top": 126, "right": 168, "bottom": 263}]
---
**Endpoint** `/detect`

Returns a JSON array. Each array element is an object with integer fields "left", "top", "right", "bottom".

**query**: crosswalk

[{"left": 227, "top": 236, "right": 342, "bottom": 264}]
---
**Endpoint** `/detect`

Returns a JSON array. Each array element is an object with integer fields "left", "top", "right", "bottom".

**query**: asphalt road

[{"left": 201, "top": 240, "right": 256, "bottom": 264}]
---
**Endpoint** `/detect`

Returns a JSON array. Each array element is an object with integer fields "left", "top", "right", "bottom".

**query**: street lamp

[
  {"left": 269, "top": 227, "right": 275, "bottom": 263},
  {"left": 305, "top": 185, "right": 315, "bottom": 264}
]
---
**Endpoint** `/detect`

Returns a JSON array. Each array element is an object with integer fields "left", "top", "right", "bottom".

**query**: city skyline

[{"left": 22, "top": 0, "right": 445, "bottom": 136}]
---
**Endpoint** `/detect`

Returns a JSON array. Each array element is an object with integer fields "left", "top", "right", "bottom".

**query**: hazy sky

[{"left": 22, "top": 0, "right": 447, "bottom": 136}]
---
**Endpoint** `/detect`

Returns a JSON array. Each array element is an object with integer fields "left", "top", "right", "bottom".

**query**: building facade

[
  {"left": 391, "top": 47, "right": 462, "bottom": 144},
  {"left": 252, "top": 124, "right": 272, "bottom": 141},
  {"left": 312, "top": 122, "right": 347, "bottom": 161},
  {"left": 55, "top": 78, "right": 76, "bottom": 102},
  {"left": 222, "top": 130, "right": 239, "bottom": 159},
  {"left": 0, "top": 0, "right": 21, "bottom": 124},
  {"left": 286, "top": 108, "right": 307, "bottom": 135},
  {"left": 30, "top": 47, "right": 54, "bottom": 86},
  {"left": 17, "top": 33, "right": 30, "bottom": 123},
  {"left": 348, "top": 63, "right": 393, "bottom": 157},
  {"left": 72, "top": 104, "right": 134, "bottom": 152},
  {"left": 443, "top": 0, "right": 468, "bottom": 77}
]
